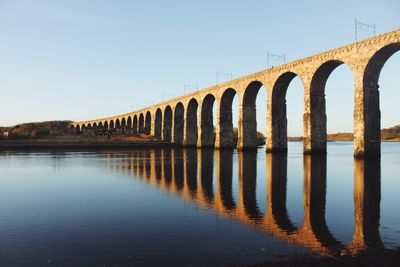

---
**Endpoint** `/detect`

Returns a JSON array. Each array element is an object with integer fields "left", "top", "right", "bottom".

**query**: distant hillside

[
  {"left": 289, "top": 125, "right": 400, "bottom": 141},
  {"left": 0, "top": 121, "right": 71, "bottom": 138}
]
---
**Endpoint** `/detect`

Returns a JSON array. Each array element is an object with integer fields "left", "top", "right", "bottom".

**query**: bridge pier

[
  {"left": 198, "top": 96, "right": 215, "bottom": 148},
  {"left": 303, "top": 77, "right": 327, "bottom": 155},
  {"left": 237, "top": 105, "right": 258, "bottom": 150},
  {"left": 354, "top": 82, "right": 381, "bottom": 158},
  {"left": 215, "top": 105, "right": 235, "bottom": 149},
  {"left": 266, "top": 92, "right": 288, "bottom": 153},
  {"left": 184, "top": 100, "right": 198, "bottom": 146}
]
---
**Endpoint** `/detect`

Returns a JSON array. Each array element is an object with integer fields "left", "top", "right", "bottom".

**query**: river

[{"left": 0, "top": 142, "right": 399, "bottom": 266}]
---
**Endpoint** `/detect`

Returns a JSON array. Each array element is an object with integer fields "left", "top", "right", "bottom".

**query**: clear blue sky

[{"left": 0, "top": 0, "right": 399, "bottom": 135}]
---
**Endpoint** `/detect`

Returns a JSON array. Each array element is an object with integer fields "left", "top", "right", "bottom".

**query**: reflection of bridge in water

[{"left": 104, "top": 149, "right": 382, "bottom": 257}]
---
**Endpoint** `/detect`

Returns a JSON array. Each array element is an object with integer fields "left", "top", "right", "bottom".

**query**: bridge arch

[
  {"left": 103, "top": 121, "right": 108, "bottom": 131},
  {"left": 115, "top": 119, "right": 121, "bottom": 132},
  {"left": 198, "top": 94, "right": 216, "bottom": 147},
  {"left": 268, "top": 72, "right": 302, "bottom": 153},
  {"left": 217, "top": 88, "right": 237, "bottom": 148},
  {"left": 138, "top": 113, "right": 144, "bottom": 134},
  {"left": 155, "top": 109, "right": 162, "bottom": 138},
  {"left": 133, "top": 115, "right": 138, "bottom": 134},
  {"left": 109, "top": 120, "right": 115, "bottom": 133},
  {"left": 174, "top": 103, "right": 184, "bottom": 144},
  {"left": 145, "top": 111, "right": 151, "bottom": 135},
  {"left": 306, "top": 60, "right": 354, "bottom": 154},
  {"left": 355, "top": 43, "right": 400, "bottom": 156},
  {"left": 127, "top": 116, "right": 132, "bottom": 133},
  {"left": 121, "top": 117, "right": 126, "bottom": 133},
  {"left": 185, "top": 98, "right": 198, "bottom": 146},
  {"left": 163, "top": 106, "right": 173, "bottom": 142},
  {"left": 239, "top": 80, "right": 265, "bottom": 150}
]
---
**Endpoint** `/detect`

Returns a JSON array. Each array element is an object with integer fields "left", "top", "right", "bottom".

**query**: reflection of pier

[{"left": 105, "top": 149, "right": 382, "bottom": 257}]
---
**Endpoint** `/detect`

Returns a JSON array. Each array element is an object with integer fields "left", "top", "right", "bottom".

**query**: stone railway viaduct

[{"left": 71, "top": 29, "right": 400, "bottom": 157}]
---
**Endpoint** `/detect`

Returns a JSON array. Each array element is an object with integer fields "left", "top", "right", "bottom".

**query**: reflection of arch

[
  {"left": 306, "top": 61, "right": 353, "bottom": 154},
  {"left": 162, "top": 149, "right": 172, "bottom": 186},
  {"left": 355, "top": 43, "right": 400, "bottom": 156},
  {"left": 155, "top": 109, "right": 162, "bottom": 139},
  {"left": 268, "top": 72, "right": 300, "bottom": 153},
  {"left": 301, "top": 155, "right": 343, "bottom": 253},
  {"left": 133, "top": 115, "right": 138, "bottom": 134},
  {"left": 185, "top": 99, "right": 198, "bottom": 146},
  {"left": 173, "top": 103, "right": 184, "bottom": 144},
  {"left": 239, "top": 81, "right": 264, "bottom": 150},
  {"left": 145, "top": 111, "right": 151, "bottom": 135},
  {"left": 217, "top": 88, "right": 237, "bottom": 148},
  {"left": 198, "top": 149, "right": 214, "bottom": 204},
  {"left": 216, "top": 149, "right": 236, "bottom": 210},
  {"left": 199, "top": 94, "right": 215, "bottom": 147},
  {"left": 184, "top": 148, "right": 198, "bottom": 198},
  {"left": 173, "top": 149, "right": 184, "bottom": 191},
  {"left": 139, "top": 113, "right": 144, "bottom": 134},
  {"left": 265, "top": 154, "right": 297, "bottom": 232},
  {"left": 238, "top": 151, "right": 262, "bottom": 220},
  {"left": 163, "top": 106, "right": 173, "bottom": 142},
  {"left": 154, "top": 149, "right": 162, "bottom": 183}
]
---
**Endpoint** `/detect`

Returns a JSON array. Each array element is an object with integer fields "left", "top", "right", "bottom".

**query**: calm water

[{"left": 0, "top": 142, "right": 400, "bottom": 267}]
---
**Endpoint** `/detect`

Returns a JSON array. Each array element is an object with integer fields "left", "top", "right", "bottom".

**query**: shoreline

[{"left": 0, "top": 138, "right": 398, "bottom": 151}]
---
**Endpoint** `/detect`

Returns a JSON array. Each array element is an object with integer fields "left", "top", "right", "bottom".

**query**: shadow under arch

[
  {"left": 115, "top": 119, "right": 120, "bottom": 131},
  {"left": 145, "top": 111, "right": 151, "bottom": 135},
  {"left": 359, "top": 43, "right": 400, "bottom": 156},
  {"left": 155, "top": 108, "right": 162, "bottom": 139},
  {"left": 185, "top": 98, "right": 198, "bottom": 146},
  {"left": 132, "top": 115, "right": 138, "bottom": 134},
  {"left": 199, "top": 94, "right": 216, "bottom": 147},
  {"left": 121, "top": 117, "right": 126, "bottom": 133},
  {"left": 138, "top": 113, "right": 144, "bottom": 134},
  {"left": 218, "top": 88, "right": 237, "bottom": 148},
  {"left": 269, "top": 72, "right": 302, "bottom": 153},
  {"left": 239, "top": 81, "right": 265, "bottom": 150},
  {"left": 127, "top": 116, "right": 132, "bottom": 132},
  {"left": 173, "top": 103, "right": 184, "bottom": 144},
  {"left": 163, "top": 106, "right": 173, "bottom": 142}
]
